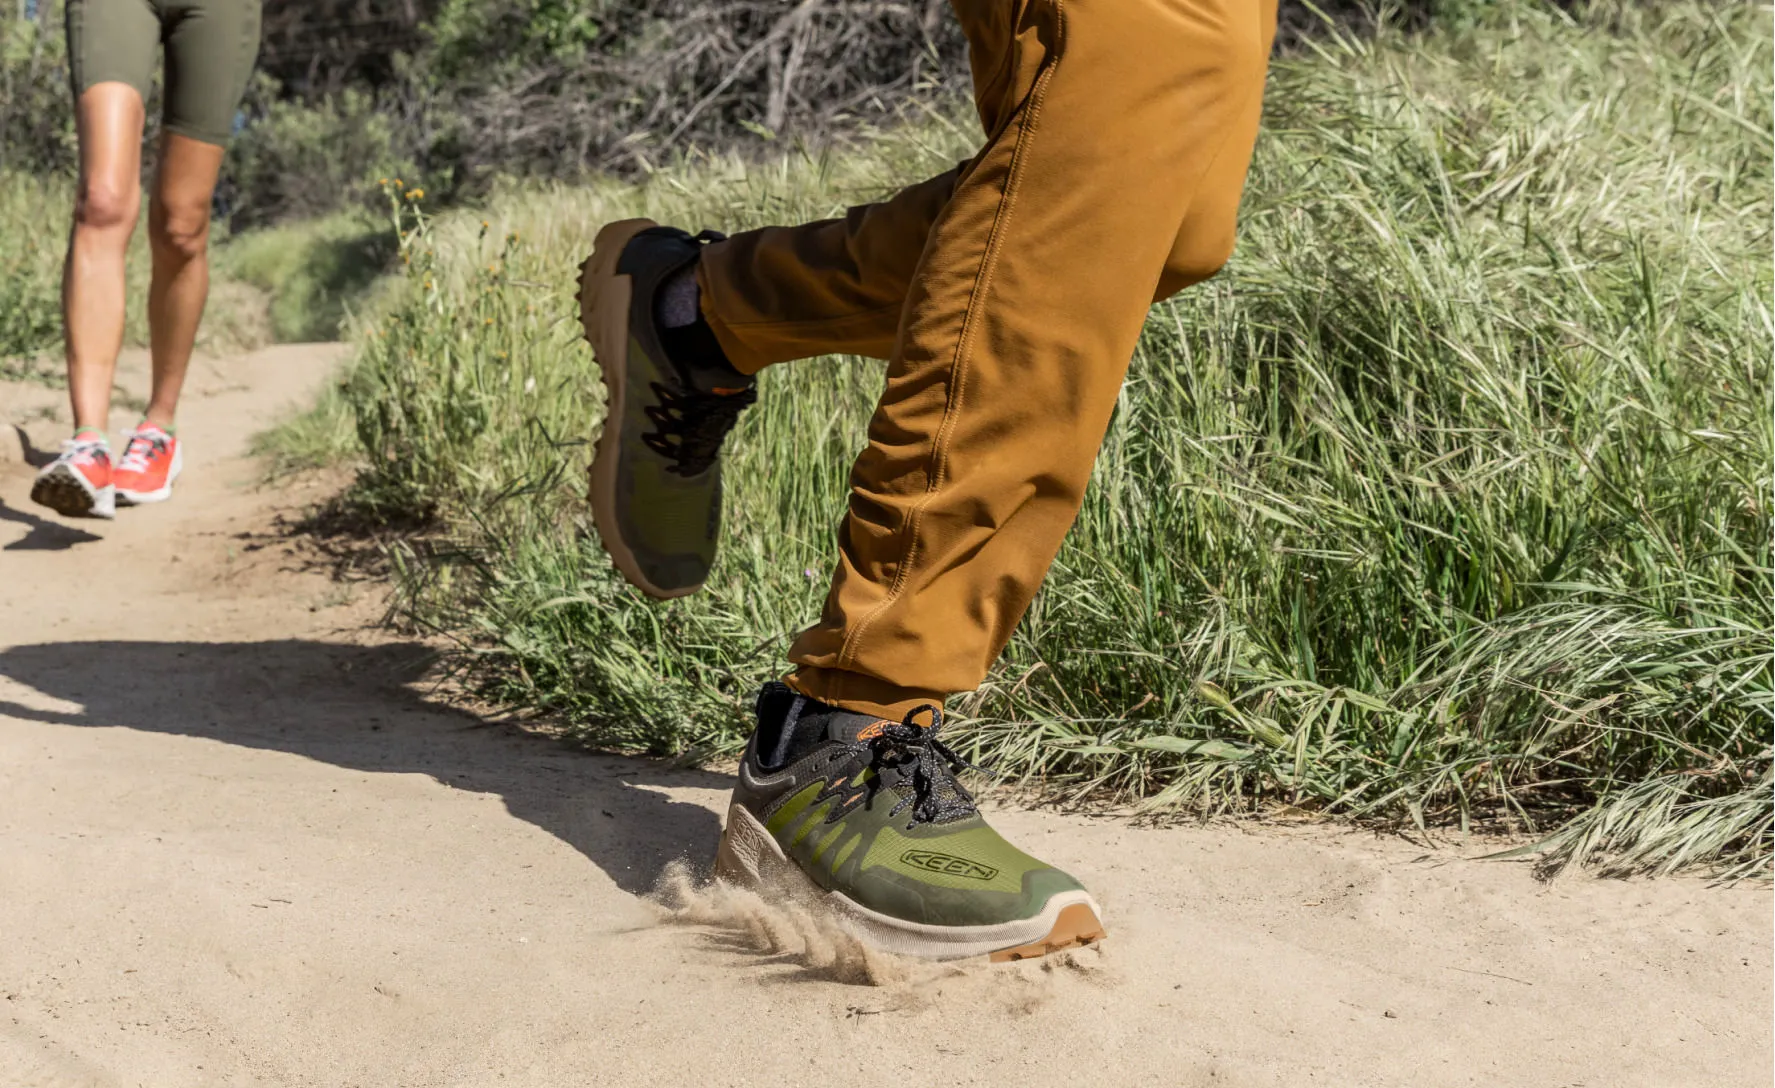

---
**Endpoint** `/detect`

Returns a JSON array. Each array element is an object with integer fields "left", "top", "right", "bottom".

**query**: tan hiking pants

[{"left": 698, "top": 0, "right": 1279, "bottom": 718}]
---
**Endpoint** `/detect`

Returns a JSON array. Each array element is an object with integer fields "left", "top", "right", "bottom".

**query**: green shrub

[
  {"left": 224, "top": 83, "right": 416, "bottom": 229},
  {"left": 219, "top": 211, "right": 398, "bottom": 342},
  {"left": 0, "top": 174, "right": 65, "bottom": 364},
  {"left": 0, "top": 5, "right": 75, "bottom": 176}
]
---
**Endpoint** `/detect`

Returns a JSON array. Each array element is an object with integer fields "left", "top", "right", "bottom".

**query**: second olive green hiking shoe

[
  {"left": 578, "top": 219, "right": 756, "bottom": 599},
  {"left": 714, "top": 682, "right": 1107, "bottom": 962}
]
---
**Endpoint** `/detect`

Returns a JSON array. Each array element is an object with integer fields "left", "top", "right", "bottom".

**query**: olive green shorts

[{"left": 66, "top": 0, "right": 262, "bottom": 146}]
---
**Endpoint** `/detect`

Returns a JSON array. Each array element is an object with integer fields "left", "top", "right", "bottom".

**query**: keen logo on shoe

[{"left": 901, "top": 851, "right": 999, "bottom": 881}]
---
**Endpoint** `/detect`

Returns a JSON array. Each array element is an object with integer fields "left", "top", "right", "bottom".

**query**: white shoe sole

[
  {"left": 713, "top": 803, "right": 1107, "bottom": 963},
  {"left": 115, "top": 442, "right": 183, "bottom": 506},
  {"left": 30, "top": 462, "right": 115, "bottom": 519}
]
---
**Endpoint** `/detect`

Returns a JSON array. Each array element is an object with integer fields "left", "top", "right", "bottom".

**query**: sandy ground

[{"left": 0, "top": 344, "right": 1769, "bottom": 1088}]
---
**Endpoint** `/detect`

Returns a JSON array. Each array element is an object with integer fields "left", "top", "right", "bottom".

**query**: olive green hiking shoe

[
  {"left": 714, "top": 683, "right": 1107, "bottom": 962},
  {"left": 578, "top": 219, "right": 756, "bottom": 598}
]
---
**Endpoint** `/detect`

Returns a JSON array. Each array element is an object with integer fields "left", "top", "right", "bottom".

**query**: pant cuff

[
  {"left": 784, "top": 667, "right": 947, "bottom": 722},
  {"left": 695, "top": 251, "right": 772, "bottom": 376},
  {"left": 695, "top": 245, "right": 902, "bottom": 375}
]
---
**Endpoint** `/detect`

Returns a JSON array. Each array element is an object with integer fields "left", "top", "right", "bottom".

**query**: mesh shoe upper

[
  {"left": 731, "top": 683, "right": 1089, "bottom": 928},
  {"left": 50, "top": 438, "right": 112, "bottom": 489},
  {"left": 113, "top": 425, "right": 177, "bottom": 492}
]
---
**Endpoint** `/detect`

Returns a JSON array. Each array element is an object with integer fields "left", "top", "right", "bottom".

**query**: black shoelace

[
  {"left": 864, "top": 704, "right": 981, "bottom": 827},
  {"left": 642, "top": 382, "right": 756, "bottom": 476}
]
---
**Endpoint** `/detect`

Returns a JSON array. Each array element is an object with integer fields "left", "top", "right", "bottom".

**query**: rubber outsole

[
  {"left": 30, "top": 464, "right": 114, "bottom": 519},
  {"left": 577, "top": 218, "right": 699, "bottom": 601},
  {"left": 713, "top": 802, "right": 1106, "bottom": 964},
  {"left": 987, "top": 903, "right": 1108, "bottom": 963}
]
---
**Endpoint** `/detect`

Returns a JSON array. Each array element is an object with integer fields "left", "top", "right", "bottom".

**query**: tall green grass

[
  {"left": 218, "top": 211, "right": 398, "bottom": 343},
  {"left": 0, "top": 175, "right": 69, "bottom": 367},
  {"left": 0, "top": 172, "right": 282, "bottom": 371},
  {"left": 325, "top": 1, "right": 1772, "bottom": 878},
  {"left": 1, "top": 174, "right": 399, "bottom": 380}
]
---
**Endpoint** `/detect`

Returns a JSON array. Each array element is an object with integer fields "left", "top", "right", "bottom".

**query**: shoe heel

[{"left": 712, "top": 803, "right": 772, "bottom": 887}]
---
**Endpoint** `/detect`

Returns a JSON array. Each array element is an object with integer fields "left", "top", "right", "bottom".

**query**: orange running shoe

[
  {"left": 113, "top": 423, "right": 183, "bottom": 506},
  {"left": 30, "top": 434, "right": 116, "bottom": 519}
]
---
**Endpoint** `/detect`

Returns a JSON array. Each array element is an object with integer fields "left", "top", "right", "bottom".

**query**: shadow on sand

[
  {"left": 0, "top": 498, "right": 105, "bottom": 552},
  {"left": 0, "top": 638, "right": 728, "bottom": 896}
]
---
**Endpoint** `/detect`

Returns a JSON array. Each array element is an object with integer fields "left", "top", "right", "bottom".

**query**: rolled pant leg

[{"left": 698, "top": 0, "right": 1276, "bottom": 718}]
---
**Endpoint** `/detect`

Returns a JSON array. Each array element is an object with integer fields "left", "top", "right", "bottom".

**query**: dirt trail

[{"left": 0, "top": 344, "right": 1768, "bottom": 1088}]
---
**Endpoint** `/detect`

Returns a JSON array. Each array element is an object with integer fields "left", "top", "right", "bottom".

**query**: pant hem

[
  {"left": 784, "top": 667, "right": 947, "bottom": 721},
  {"left": 696, "top": 250, "right": 904, "bottom": 374},
  {"left": 696, "top": 257, "right": 772, "bottom": 375}
]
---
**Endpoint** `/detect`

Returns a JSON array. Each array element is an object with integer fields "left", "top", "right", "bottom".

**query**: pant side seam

[{"left": 830, "top": 0, "right": 1068, "bottom": 693}]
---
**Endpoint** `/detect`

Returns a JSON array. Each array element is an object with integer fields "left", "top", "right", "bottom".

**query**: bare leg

[
  {"left": 143, "top": 133, "right": 225, "bottom": 431},
  {"left": 63, "top": 83, "right": 146, "bottom": 433}
]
